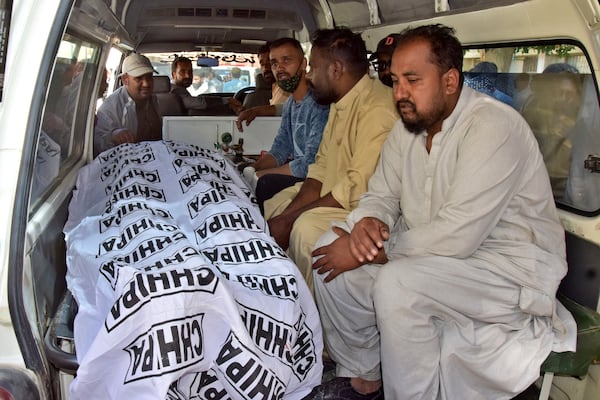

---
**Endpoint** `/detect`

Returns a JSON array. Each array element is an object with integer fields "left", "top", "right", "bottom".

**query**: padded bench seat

[{"left": 538, "top": 294, "right": 600, "bottom": 400}]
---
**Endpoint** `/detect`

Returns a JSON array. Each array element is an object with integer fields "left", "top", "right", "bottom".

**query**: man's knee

[
  {"left": 375, "top": 256, "right": 452, "bottom": 291},
  {"left": 264, "top": 183, "right": 302, "bottom": 219},
  {"left": 289, "top": 209, "right": 328, "bottom": 245},
  {"left": 372, "top": 258, "right": 429, "bottom": 309}
]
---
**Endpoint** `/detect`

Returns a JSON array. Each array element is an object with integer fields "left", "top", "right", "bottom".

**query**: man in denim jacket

[{"left": 245, "top": 37, "right": 330, "bottom": 212}]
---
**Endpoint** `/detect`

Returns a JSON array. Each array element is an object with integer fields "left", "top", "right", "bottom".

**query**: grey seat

[{"left": 152, "top": 75, "right": 185, "bottom": 116}]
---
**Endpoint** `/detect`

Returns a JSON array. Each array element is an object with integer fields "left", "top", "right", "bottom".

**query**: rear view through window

[{"left": 463, "top": 42, "right": 600, "bottom": 213}]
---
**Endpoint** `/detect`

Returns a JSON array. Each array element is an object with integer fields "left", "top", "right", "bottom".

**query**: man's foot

[
  {"left": 302, "top": 377, "right": 384, "bottom": 400},
  {"left": 350, "top": 377, "right": 382, "bottom": 395}
]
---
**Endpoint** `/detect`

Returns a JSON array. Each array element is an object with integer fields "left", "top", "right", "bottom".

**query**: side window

[
  {"left": 463, "top": 43, "right": 600, "bottom": 213},
  {"left": 98, "top": 46, "right": 125, "bottom": 110},
  {"left": 30, "top": 33, "right": 100, "bottom": 208}
]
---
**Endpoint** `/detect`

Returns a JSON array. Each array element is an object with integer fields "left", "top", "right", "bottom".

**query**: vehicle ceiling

[{"left": 85, "top": 0, "right": 526, "bottom": 53}]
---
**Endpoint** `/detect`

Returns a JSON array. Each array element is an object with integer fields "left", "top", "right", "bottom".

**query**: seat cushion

[{"left": 541, "top": 294, "right": 600, "bottom": 376}]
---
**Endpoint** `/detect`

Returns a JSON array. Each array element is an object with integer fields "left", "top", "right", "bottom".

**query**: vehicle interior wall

[{"left": 10, "top": 2, "right": 123, "bottom": 397}]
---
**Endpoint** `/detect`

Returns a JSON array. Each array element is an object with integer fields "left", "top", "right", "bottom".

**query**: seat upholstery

[
  {"left": 537, "top": 294, "right": 600, "bottom": 400},
  {"left": 152, "top": 75, "right": 185, "bottom": 116}
]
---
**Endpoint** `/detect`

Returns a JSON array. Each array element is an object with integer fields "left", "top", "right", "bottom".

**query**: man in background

[
  {"left": 223, "top": 67, "right": 246, "bottom": 92},
  {"left": 369, "top": 34, "right": 396, "bottom": 87},
  {"left": 187, "top": 73, "right": 204, "bottom": 96},
  {"left": 234, "top": 43, "right": 291, "bottom": 130},
  {"left": 94, "top": 53, "right": 161, "bottom": 156},
  {"left": 243, "top": 38, "right": 330, "bottom": 213},
  {"left": 170, "top": 56, "right": 210, "bottom": 112},
  {"left": 264, "top": 28, "right": 398, "bottom": 293}
]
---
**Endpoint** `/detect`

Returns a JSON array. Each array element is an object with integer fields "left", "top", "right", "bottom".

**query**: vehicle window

[
  {"left": 145, "top": 52, "right": 257, "bottom": 95},
  {"left": 30, "top": 32, "right": 100, "bottom": 208},
  {"left": 463, "top": 42, "right": 600, "bottom": 213},
  {"left": 97, "top": 46, "right": 124, "bottom": 111}
]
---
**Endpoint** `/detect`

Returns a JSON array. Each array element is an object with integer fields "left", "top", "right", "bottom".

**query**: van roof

[{"left": 95, "top": 0, "right": 528, "bottom": 54}]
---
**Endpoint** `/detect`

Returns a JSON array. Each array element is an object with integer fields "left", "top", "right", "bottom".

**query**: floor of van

[{"left": 317, "top": 357, "right": 541, "bottom": 399}]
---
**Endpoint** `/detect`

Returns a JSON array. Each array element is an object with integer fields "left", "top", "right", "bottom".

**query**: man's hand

[
  {"left": 312, "top": 227, "right": 362, "bottom": 282},
  {"left": 236, "top": 108, "right": 259, "bottom": 132},
  {"left": 267, "top": 214, "right": 294, "bottom": 250},
  {"left": 111, "top": 128, "right": 136, "bottom": 145},
  {"left": 228, "top": 97, "right": 244, "bottom": 114},
  {"left": 349, "top": 217, "right": 390, "bottom": 263},
  {"left": 235, "top": 105, "right": 276, "bottom": 132}
]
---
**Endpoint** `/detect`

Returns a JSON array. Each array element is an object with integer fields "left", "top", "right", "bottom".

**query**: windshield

[{"left": 145, "top": 52, "right": 259, "bottom": 95}]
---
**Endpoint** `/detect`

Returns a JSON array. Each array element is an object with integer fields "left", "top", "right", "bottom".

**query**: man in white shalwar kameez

[{"left": 307, "top": 24, "right": 576, "bottom": 400}]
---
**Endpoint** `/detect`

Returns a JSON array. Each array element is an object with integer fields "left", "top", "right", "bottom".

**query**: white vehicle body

[{"left": 0, "top": 0, "right": 598, "bottom": 399}]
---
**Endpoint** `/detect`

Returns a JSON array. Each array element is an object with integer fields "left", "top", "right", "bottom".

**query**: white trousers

[{"left": 313, "top": 228, "right": 556, "bottom": 400}]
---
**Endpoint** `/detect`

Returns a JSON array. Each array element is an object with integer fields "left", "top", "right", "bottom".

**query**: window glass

[
  {"left": 145, "top": 52, "right": 257, "bottom": 95},
  {"left": 96, "top": 47, "right": 124, "bottom": 111},
  {"left": 463, "top": 43, "right": 600, "bottom": 213},
  {"left": 30, "top": 32, "right": 100, "bottom": 208}
]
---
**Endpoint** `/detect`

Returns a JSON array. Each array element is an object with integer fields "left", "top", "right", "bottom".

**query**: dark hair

[
  {"left": 310, "top": 28, "right": 369, "bottom": 77},
  {"left": 171, "top": 56, "right": 192, "bottom": 74},
  {"left": 543, "top": 62, "right": 579, "bottom": 74},
  {"left": 230, "top": 67, "right": 241, "bottom": 79},
  {"left": 396, "top": 24, "right": 464, "bottom": 84},
  {"left": 257, "top": 42, "right": 271, "bottom": 56},
  {"left": 269, "top": 37, "right": 304, "bottom": 57}
]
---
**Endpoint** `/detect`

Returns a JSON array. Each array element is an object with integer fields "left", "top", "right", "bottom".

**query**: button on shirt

[{"left": 269, "top": 90, "right": 329, "bottom": 178}]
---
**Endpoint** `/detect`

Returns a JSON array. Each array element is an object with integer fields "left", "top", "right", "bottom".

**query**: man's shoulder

[
  {"left": 345, "top": 76, "right": 395, "bottom": 111},
  {"left": 98, "top": 87, "right": 127, "bottom": 112},
  {"left": 302, "top": 91, "right": 329, "bottom": 112},
  {"left": 363, "top": 78, "right": 394, "bottom": 103},
  {"left": 351, "top": 79, "right": 398, "bottom": 124},
  {"left": 453, "top": 87, "right": 533, "bottom": 144},
  {"left": 170, "top": 85, "right": 191, "bottom": 97},
  {"left": 283, "top": 91, "right": 328, "bottom": 122},
  {"left": 461, "top": 87, "right": 523, "bottom": 123}
]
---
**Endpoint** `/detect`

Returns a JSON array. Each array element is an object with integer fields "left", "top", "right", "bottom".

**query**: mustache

[{"left": 396, "top": 100, "right": 415, "bottom": 110}]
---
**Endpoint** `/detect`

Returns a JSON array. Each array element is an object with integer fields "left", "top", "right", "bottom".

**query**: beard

[
  {"left": 396, "top": 98, "right": 447, "bottom": 134},
  {"left": 309, "top": 81, "right": 336, "bottom": 105},
  {"left": 379, "top": 74, "right": 393, "bottom": 88},
  {"left": 180, "top": 78, "right": 192, "bottom": 88},
  {"left": 263, "top": 71, "right": 275, "bottom": 85}
]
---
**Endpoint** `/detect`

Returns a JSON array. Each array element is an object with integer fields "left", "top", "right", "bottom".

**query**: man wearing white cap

[{"left": 94, "top": 53, "right": 162, "bottom": 156}]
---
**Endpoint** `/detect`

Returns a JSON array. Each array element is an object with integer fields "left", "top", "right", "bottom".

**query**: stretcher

[{"left": 52, "top": 140, "right": 323, "bottom": 399}]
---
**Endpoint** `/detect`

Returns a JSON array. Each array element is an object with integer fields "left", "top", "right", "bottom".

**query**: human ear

[
  {"left": 330, "top": 59, "right": 344, "bottom": 80},
  {"left": 444, "top": 68, "right": 460, "bottom": 95},
  {"left": 300, "top": 57, "right": 308, "bottom": 72}
]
